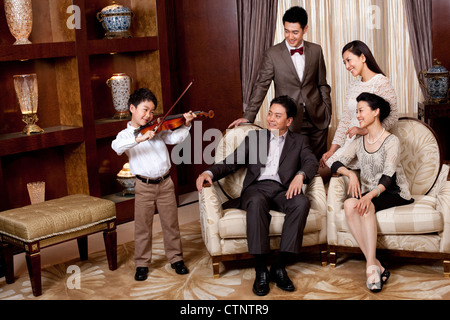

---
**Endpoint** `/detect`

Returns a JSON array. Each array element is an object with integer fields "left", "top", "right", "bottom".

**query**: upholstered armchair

[
  {"left": 199, "top": 124, "right": 327, "bottom": 278},
  {"left": 327, "top": 117, "right": 450, "bottom": 277}
]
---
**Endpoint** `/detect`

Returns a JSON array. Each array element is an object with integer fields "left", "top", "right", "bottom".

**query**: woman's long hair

[{"left": 342, "top": 40, "right": 385, "bottom": 76}]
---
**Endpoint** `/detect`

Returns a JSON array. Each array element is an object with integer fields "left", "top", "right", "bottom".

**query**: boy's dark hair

[
  {"left": 283, "top": 6, "right": 308, "bottom": 29},
  {"left": 271, "top": 95, "right": 297, "bottom": 120},
  {"left": 356, "top": 92, "right": 391, "bottom": 122},
  {"left": 128, "top": 87, "right": 157, "bottom": 109},
  {"left": 342, "top": 40, "right": 385, "bottom": 76}
]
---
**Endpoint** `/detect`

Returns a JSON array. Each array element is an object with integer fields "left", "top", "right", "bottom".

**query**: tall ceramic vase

[
  {"left": 106, "top": 73, "right": 132, "bottom": 119},
  {"left": 4, "top": 0, "right": 33, "bottom": 45}
]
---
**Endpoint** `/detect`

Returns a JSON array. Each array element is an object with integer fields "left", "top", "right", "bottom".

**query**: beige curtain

[{"left": 254, "top": 0, "right": 423, "bottom": 146}]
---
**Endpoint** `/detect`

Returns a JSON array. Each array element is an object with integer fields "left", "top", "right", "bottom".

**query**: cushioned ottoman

[{"left": 0, "top": 194, "right": 117, "bottom": 296}]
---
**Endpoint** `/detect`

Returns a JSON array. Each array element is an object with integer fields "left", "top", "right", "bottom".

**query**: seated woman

[{"left": 330, "top": 92, "right": 414, "bottom": 293}]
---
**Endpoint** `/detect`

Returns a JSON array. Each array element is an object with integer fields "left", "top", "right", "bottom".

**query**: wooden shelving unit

[{"left": 0, "top": 0, "right": 174, "bottom": 224}]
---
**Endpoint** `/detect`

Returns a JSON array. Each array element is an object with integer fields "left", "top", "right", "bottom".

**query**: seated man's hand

[
  {"left": 286, "top": 174, "right": 304, "bottom": 199},
  {"left": 196, "top": 172, "right": 213, "bottom": 192},
  {"left": 228, "top": 118, "right": 249, "bottom": 129}
]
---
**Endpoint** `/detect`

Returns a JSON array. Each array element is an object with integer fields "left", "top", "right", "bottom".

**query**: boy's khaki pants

[{"left": 133, "top": 177, "right": 183, "bottom": 267}]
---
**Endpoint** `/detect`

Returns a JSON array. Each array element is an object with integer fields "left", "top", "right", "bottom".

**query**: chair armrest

[
  {"left": 326, "top": 175, "right": 351, "bottom": 245},
  {"left": 305, "top": 175, "right": 327, "bottom": 243},
  {"left": 305, "top": 175, "right": 326, "bottom": 215},
  {"left": 438, "top": 180, "right": 450, "bottom": 253},
  {"left": 434, "top": 164, "right": 450, "bottom": 253},
  {"left": 198, "top": 183, "right": 224, "bottom": 256}
]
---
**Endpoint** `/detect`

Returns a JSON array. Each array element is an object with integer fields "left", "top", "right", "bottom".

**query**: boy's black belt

[{"left": 136, "top": 173, "right": 170, "bottom": 184}]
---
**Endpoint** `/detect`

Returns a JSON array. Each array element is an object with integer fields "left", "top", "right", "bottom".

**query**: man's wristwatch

[{"left": 296, "top": 170, "right": 306, "bottom": 179}]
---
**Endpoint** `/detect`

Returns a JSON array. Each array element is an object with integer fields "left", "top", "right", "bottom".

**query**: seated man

[{"left": 196, "top": 95, "right": 318, "bottom": 296}]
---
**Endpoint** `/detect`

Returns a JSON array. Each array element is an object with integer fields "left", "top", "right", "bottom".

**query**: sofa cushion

[
  {"left": 335, "top": 195, "right": 442, "bottom": 235},
  {"left": 218, "top": 208, "right": 322, "bottom": 239}
]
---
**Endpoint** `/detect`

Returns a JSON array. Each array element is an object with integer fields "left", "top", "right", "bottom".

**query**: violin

[{"left": 134, "top": 110, "right": 215, "bottom": 136}]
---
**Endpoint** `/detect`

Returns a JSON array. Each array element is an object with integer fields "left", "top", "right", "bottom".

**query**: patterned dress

[
  {"left": 326, "top": 74, "right": 398, "bottom": 168},
  {"left": 336, "top": 134, "right": 412, "bottom": 202}
]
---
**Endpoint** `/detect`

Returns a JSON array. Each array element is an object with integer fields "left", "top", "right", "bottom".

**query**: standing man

[
  {"left": 229, "top": 6, "right": 332, "bottom": 160},
  {"left": 197, "top": 96, "right": 318, "bottom": 296}
]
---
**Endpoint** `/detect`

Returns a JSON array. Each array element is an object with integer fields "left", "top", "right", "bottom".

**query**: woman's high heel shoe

[
  {"left": 366, "top": 265, "right": 382, "bottom": 293},
  {"left": 380, "top": 261, "right": 390, "bottom": 285}
]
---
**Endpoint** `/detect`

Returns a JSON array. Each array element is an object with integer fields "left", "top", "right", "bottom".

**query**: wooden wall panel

[
  {"left": 64, "top": 142, "right": 89, "bottom": 195},
  {"left": 135, "top": 50, "right": 164, "bottom": 114},
  {"left": 56, "top": 58, "right": 83, "bottom": 127},
  {"left": 2, "top": 148, "right": 68, "bottom": 209},
  {"left": 172, "top": 0, "right": 243, "bottom": 194},
  {"left": 432, "top": 0, "right": 450, "bottom": 70}
]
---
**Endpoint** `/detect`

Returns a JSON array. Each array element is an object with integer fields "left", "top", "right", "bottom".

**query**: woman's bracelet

[{"left": 372, "top": 186, "right": 381, "bottom": 198}]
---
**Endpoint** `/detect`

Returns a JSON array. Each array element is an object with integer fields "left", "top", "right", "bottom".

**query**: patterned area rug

[{"left": 1, "top": 220, "right": 449, "bottom": 300}]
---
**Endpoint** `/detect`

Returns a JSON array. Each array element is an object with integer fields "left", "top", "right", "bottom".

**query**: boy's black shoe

[
  {"left": 171, "top": 260, "right": 189, "bottom": 274},
  {"left": 134, "top": 267, "right": 149, "bottom": 281}
]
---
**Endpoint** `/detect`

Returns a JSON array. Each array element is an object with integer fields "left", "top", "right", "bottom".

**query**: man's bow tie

[{"left": 290, "top": 47, "right": 304, "bottom": 56}]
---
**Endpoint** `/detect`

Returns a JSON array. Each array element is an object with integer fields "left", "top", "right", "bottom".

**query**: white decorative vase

[
  {"left": 106, "top": 73, "right": 132, "bottom": 119},
  {"left": 4, "top": 0, "right": 33, "bottom": 45}
]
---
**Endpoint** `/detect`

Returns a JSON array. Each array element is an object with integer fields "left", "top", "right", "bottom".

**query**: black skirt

[{"left": 361, "top": 191, "right": 414, "bottom": 212}]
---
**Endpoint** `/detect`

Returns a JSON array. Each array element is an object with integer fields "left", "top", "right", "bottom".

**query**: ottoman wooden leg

[
  {"left": 77, "top": 236, "right": 88, "bottom": 261},
  {"left": 25, "top": 249, "right": 42, "bottom": 297},
  {"left": 1, "top": 242, "right": 14, "bottom": 284},
  {"left": 103, "top": 229, "right": 117, "bottom": 271}
]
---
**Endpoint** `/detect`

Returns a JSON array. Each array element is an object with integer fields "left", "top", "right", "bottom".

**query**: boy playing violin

[{"left": 112, "top": 87, "right": 196, "bottom": 281}]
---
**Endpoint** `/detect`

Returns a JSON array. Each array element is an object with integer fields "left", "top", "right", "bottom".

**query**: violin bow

[{"left": 151, "top": 80, "right": 194, "bottom": 133}]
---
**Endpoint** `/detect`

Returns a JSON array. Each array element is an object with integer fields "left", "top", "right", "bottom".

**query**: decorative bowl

[
  {"left": 418, "top": 59, "right": 449, "bottom": 104},
  {"left": 116, "top": 163, "right": 135, "bottom": 196},
  {"left": 97, "top": 1, "right": 133, "bottom": 39}
]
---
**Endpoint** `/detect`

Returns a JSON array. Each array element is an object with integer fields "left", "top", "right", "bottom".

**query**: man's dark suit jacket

[
  {"left": 208, "top": 129, "right": 318, "bottom": 209},
  {"left": 243, "top": 40, "right": 332, "bottom": 132}
]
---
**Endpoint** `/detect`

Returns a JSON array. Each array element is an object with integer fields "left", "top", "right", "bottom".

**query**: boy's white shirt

[{"left": 112, "top": 122, "right": 191, "bottom": 178}]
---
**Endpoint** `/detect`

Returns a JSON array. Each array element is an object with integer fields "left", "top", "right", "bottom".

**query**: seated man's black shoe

[
  {"left": 171, "top": 260, "right": 189, "bottom": 275},
  {"left": 270, "top": 266, "right": 295, "bottom": 292},
  {"left": 134, "top": 267, "right": 149, "bottom": 281},
  {"left": 252, "top": 270, "right": 270, "bottom": 296}
]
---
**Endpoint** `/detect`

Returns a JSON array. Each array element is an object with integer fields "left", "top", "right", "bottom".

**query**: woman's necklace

[{"left": 366, "top": 128, "right": 385, "bottom": 145}]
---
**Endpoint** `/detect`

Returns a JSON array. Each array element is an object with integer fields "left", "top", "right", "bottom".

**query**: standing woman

[
  {"left": 330, "top": 92, "right": 414, "bottom": 292},
  {"left": 320, "top": 40, "right": 398, "bottom": 170}
]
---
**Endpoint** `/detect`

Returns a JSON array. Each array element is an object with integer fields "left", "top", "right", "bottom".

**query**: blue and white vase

[
  {"left": 97, "top": 1, "right": 133, "bottom": 39},
  {"left": 418, "top": 59, "right": 449, "bottom": 104},
  {"left": 106, "top": 73, "right": 132, "bottom": 119}
]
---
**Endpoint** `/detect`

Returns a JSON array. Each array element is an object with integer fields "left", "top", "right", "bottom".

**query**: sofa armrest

[{"left": 198, "top": 183, "right": 224, "bottom": 256}]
